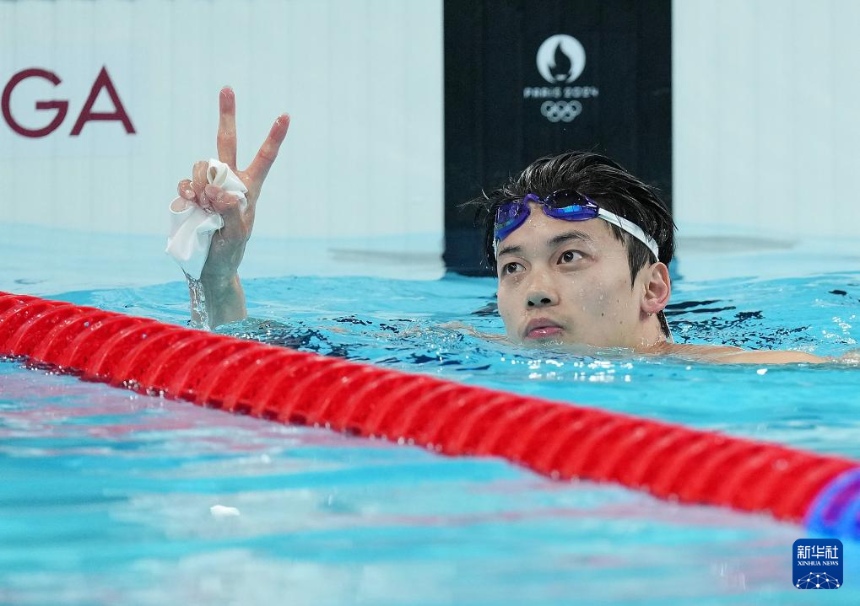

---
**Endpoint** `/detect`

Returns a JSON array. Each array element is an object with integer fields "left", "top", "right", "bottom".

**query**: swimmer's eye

[
  {"left": 558, "top": 250, "right": 584, "bottom": 264},
  {"left": 500, "top": 262, "right": 524, "bottom": 276}
]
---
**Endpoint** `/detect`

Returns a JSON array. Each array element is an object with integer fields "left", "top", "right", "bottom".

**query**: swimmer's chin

[
  {"left": 509, "top": 335, "right": 627, "bottom": 357},
  {"left": 507, "top": 333, "right": 564, "bottom": 348}
]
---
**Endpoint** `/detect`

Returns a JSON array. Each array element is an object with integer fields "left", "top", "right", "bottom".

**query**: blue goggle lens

[{"left": 493, "top": 191, "right": 600, "bottom": 242}]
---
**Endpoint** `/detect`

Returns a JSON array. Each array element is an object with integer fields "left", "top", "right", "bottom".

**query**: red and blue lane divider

[{"left": 0, "top": 290, "right": 857, "bottom": 538}]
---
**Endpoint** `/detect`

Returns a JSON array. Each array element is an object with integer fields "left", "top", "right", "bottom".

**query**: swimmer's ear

[{"left": 640, "top": 262, "right": 671, "bottom": 316}]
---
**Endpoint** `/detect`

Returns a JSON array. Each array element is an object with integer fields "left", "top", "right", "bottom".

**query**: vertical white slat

[
  {"left": 715, "top": 0, "right": 759, "bottom": 231},
  {"left": 751, "top": 0, "right": 795, "bottom": 235},
  {"left": 790, "top": 0, "right": 834, "bottom": 236},
  {"left": 830, "top": 0, "right": 860, "bottom": 235},
  {"left": 672, "top": 0, "right": 721, "bottom": 234},
  {"left": 2, "top": 0, "right": 58, "bottom": 227}
]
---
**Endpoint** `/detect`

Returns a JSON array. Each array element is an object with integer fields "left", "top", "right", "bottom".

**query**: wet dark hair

[{"left": 468, "top": 150, "right": 676, "bottom": 283}]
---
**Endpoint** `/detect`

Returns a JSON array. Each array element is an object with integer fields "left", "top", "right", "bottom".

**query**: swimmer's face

[{"left": 494, "top": 203, "right": 668, "bottom": 349}]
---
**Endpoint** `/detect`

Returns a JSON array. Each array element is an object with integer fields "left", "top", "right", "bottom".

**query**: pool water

[{"left": 2, "top": 230, "right": 860, "bottom": 605}]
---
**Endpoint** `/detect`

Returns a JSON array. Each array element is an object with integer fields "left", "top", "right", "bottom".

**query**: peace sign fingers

[
  {"left": 244, "top": 114, "right": 290, "bottom": 202},
  {"left": 216, "top": 87, "right": 239, "bottom": 169},
  {"left": 216, "top": 86, "right": 289, "bottom": 205}
]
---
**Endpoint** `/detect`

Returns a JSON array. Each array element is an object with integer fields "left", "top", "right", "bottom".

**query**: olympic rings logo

[{"left": 540, "top": 100, "right": 583, "bottom": 123}]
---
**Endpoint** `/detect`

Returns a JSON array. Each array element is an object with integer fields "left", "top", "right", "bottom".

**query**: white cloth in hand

[{"left": 166, "top": 159, "right": 248, "bottom": 279}]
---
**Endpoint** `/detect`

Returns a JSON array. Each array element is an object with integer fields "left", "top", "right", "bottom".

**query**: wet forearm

[{"left": 188, "top": 273, "right": 247, "bottom": 329}]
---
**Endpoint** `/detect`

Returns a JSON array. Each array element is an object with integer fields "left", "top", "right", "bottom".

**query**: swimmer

[{"left": 175, "top": 87, "right": 857, "bottom": 366}]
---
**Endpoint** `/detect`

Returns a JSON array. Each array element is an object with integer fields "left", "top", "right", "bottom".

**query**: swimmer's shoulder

[{"left": 653, "top": 342, "right": 832, "bottom": 365}]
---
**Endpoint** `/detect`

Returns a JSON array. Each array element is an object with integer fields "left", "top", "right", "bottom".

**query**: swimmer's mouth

[{"left": 523, "top": 319, "right": 564, "bottom": 340}]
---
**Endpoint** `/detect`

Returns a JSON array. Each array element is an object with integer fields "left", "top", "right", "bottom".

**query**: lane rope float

[{"left": 1, "top": 290, "right": 857, "bottom": 537}]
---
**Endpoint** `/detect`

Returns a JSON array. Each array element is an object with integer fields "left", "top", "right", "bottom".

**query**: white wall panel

[
  {"left": 674, "top": 0, "right": 860, "bottom": 239},
  {"left": 0, "top": 0, "right": 443, "bottom": 254}
]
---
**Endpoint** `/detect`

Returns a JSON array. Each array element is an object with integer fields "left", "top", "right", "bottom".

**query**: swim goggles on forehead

[{"left": 493, "top": 191, "right": 660, "bottom": 260}]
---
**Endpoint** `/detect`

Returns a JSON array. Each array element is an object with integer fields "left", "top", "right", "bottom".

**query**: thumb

[
  {"left": 210, "top": 190, "right": 248, "bottom": 238},
  {"left": 206, "top": 185, "right": 243, "bottom": 216}
]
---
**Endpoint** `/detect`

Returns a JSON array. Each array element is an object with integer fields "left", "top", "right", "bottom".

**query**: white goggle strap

[
  {"left": 596, "top": 209, "right": 660, "bottom": 260},
  {"left": 492, "top": 208, "right": 660, "bottom": 261}
]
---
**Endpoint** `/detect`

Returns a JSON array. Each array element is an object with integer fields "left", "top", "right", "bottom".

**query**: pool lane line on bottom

[{"left": 0, "top": 290, "right": 857, "bottom": 539}]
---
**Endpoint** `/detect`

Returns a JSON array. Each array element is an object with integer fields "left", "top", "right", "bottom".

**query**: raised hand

[
  {"left": 177, "top": 87, "right": 290, "bottom": 280},
  {"left": 177, "top": 87, "right": 290, "bottom": 327}
]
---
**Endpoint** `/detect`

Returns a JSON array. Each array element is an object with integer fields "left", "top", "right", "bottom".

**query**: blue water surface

[{"left": 1, "top": 229, "right": 860, "bottom": 605}]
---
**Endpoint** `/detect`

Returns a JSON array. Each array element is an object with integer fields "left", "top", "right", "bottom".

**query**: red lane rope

[{"left": 1, "top": 291, "right": 857, "bottom": 529}]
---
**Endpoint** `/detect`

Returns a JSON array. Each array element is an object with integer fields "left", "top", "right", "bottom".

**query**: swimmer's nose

[
  {"left": 526, "top": 282, "right": 558, "bottom": 308},
  {"left": 527, "top": 292, "right": 556, "bottom": 307},
  {"left": 524, "top": 267, "right": 559, "bottom": 308}
]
